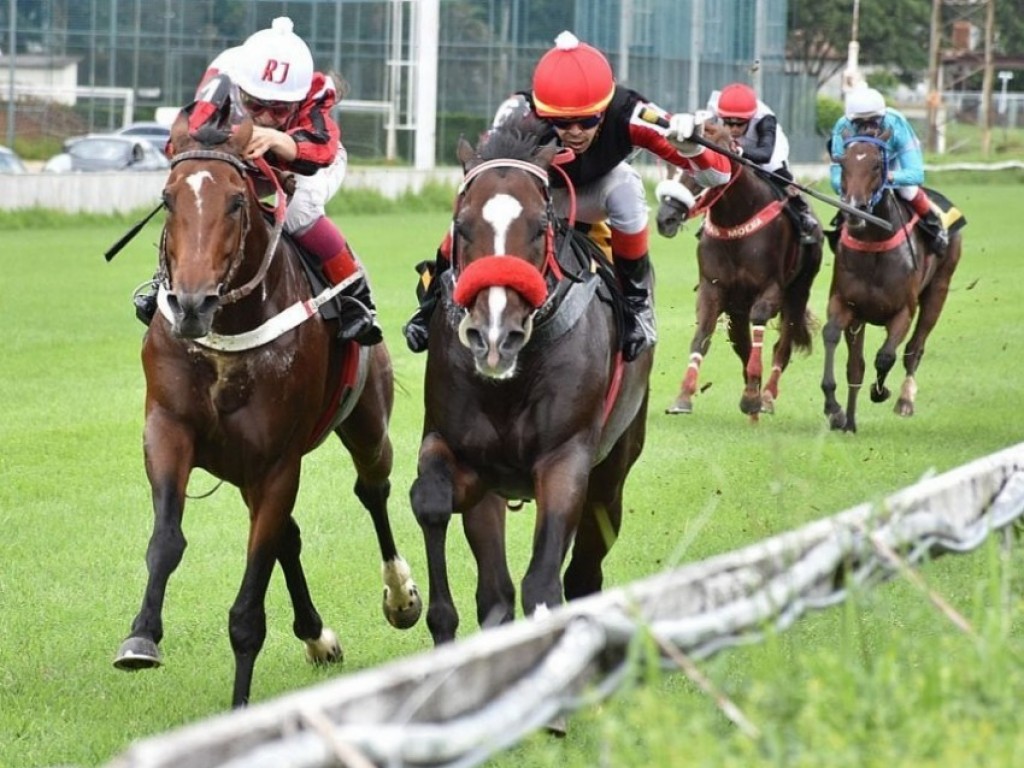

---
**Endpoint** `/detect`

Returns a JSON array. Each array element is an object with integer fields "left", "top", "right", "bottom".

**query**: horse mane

[{"left": 475, "top": 113, "right": 550, "bottom": 164}]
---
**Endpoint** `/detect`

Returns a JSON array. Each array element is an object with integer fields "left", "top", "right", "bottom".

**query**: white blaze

[{"left": 481, "top": 193, "right": 522, "bottom": 255}]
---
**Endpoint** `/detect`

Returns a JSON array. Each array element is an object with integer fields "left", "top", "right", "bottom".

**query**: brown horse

[
  {"left": 113, "top": 111, "right": 421, "bottom": 707},
  {"left": 656, "top": 124, "right": 823, "bottom": 418},
  {"left": 410, "top": 120, "right": 653, "bottom": 645},
  {"left": 821, "top": 131, "right": 962, "bottom": 432}
]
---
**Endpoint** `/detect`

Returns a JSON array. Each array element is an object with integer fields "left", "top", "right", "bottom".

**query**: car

[
  {"left": 0, "top": 144, "right": 28, "bottom": 173},
  {"left": 42, "top": 134, "right": 170, "bottom": 173},
  {"left": 115, "top": 121, "right": 172, "bottom": 151}
]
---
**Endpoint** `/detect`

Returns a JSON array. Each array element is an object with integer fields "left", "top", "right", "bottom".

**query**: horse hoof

[
  {"left": 665, "top": 398, "right": 693, "bottom": 415},
  {"left": 894, "top": 399, "right": 915, "bottom": 417},
  {"left": 760, "top": 393, "right": 776, "bottom": 414},
  {"left": 113, "top": 637, "right": 162, "bottom": 670},
  {"left": 739, "top": 396, "right": 761, "bottom": 415},
  {"left": 384, "top": 587, "right": 423, "bottom": 630},
  {"left": 870, "top": 385, "right": 890, "bottom": 403},
  {"left": 304, "top": 628, "right": 343, "bottom": 666},
  {"left": 827, "top": 411, "right": 846, "bottom": 431}
]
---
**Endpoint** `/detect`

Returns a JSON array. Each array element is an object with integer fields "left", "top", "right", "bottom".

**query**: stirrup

[{"left": 132, "top": 280, "right": 159, "bottom": 326}]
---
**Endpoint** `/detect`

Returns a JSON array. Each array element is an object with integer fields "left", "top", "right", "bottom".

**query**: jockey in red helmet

[
  {"left": 709, "top": 82, "right": 820, "bottom": 246},
  {"left": 402, "top": 31, "right": 733, "bottom": 361}
]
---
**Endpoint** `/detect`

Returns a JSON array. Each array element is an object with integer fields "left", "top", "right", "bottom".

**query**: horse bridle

[
  {"left": 162, "top": 149, "right": 286, "bottom": 306},
  {"left": 841, "top": 134, "right": 891, "bottom": 210}
]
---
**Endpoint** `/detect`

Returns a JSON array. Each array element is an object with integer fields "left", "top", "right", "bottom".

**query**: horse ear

[
  {"left": 880, "top": 127, "right": 893, "bottom": 142},
  {"left": 457, "top": 136, "right": 476, "bottom": 169},
  {"left": 533, "top": 143, "right": 558, "bottom": 169},
  {"left": 229, "top": 118, "right": 254, "bottom": 156}
]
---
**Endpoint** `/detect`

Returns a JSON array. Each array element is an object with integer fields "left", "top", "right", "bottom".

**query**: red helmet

[
  {"left": 532, "top": 31, "right": 614, "bottom": 118},
  {"left": 717, "top": 83, "right": 757, "bottom": 120}
]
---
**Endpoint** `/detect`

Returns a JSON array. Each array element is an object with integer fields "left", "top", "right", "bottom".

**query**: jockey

[
  {"left": 829, "top": 86, "right": 949, "bottom": 257},
  {"left": 135, "top": 17, "right": 382, "bottom": 345},
  {"left": 402, "top": 30, "right": 732, "bottom": 361},
  {"left": 708, "top": 83, "right": 819, "bottom": 245}
]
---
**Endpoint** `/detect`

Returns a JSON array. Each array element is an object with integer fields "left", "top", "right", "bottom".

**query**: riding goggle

[
  {"left": 548, "top": 113, "right": 603, "bottom": 130},
  {"left": 239, "top": 91, "right": 297, "bottom": 120},
  {"left": 722, "top": 118, "right": 749, "bottom": 127}
]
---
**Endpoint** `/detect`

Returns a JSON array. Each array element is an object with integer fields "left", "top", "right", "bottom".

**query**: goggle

[
  {"left": 722, "top": 118, "right": 749, "bottom": 127},
  {"left": 239, "top": 90, "right": 297, "bottom": 120},
  {"left": 548, "top": 113, "right": 603, "bottom": 130}
]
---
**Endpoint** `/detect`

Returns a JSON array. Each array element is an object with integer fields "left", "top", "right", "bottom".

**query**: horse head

[
  {"left": 837, "top": 127, "right": 892, "bottom": 234},
  {"left": 159, "top": 112, "right": 261, "bottom": 339},
  {"left": 449, "top": 122, "right": 559, "bottom": 379}
]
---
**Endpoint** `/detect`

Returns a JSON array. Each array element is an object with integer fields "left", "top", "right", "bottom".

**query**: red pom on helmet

[
  {"left": 532, "top": 31, "right": 614, "bottom": 118},
  {"left": 717, "top": 83, "right": 757, "bottom": 120}
]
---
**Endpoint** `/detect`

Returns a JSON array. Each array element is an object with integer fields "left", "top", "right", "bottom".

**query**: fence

[{"left": 104, "top": 441, "right": 1024, "bottom": 768}]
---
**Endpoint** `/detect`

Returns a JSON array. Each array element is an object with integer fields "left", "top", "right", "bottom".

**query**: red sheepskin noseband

[{"left": 453, "top": 256, "right": 548, "bottom": 309}]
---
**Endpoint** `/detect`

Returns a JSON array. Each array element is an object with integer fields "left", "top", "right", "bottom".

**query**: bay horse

[
  {"left": 410, "top": 119, "right": 653, "bottom": 645},
  {"left": 113, "top": 111, "right": 421, "bottom": 707},
  {"left": 656, "top": 123, "right": 823, "bottom": 419},
  {"left": 821, "top": 130, "right": 962, "bottom": 432}
]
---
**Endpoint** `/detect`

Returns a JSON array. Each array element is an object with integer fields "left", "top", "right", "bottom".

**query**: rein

[{"left": 165, "top": 150, "right": 287, "bottom": 307}]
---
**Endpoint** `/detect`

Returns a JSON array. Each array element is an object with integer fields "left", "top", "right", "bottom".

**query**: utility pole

[
  {"left": 979, "top": 0, "right": 996, "bottom": 156},
  {"left": 925, "top": 0, "right": 942, "bottom": 153}
]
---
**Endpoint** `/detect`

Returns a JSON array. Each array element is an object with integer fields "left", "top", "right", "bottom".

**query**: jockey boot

[
  {"left": 909, "top": 189, "right": 949, "bottom": 258},
  {"left": 613, "top": 253, "right": 657, "bottom": 362},
  {"left": 790, "top": 194, "right": 820, "bottom": 245},
  {"left": 322, "top": 252, "right": 383, "bottom": 346},
  {"left": 402, "top": 235, "right": 452, "bottom": 353},
  {"left": 133, "top": 273, "right": 161, "bottom": 326}
]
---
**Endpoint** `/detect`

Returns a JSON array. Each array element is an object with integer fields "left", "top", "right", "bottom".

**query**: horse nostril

[
  {"left": 166, "top": 293, "right": 181, "bottom": 315},
  {"left": 198, "top": 294, "right": 221, "bottom": 316},
  {"left": 464, "top": 328, "right": 486, "bottom": 354},
  {"left": 500, "top": 331, "right": 526, "bottom": 355}
]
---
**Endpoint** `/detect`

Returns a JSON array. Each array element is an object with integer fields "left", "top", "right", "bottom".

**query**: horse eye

[{"left": 228, "top": 193, "right": 245, "bottom": 215}]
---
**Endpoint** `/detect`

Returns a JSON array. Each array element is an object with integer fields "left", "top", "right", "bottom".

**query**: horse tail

[{"left": 782, "top": 242, "right": 823, "bottom": 353}]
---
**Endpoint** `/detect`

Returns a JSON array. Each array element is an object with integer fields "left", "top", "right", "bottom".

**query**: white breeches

[
  {"left": 285, "top": 144, "right": 349, "bottom": 235},
  {"left": 551, "top": 161, "right": 649, "bottom": 235}
]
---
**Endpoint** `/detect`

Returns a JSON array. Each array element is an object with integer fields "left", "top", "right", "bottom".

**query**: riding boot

[
  {"left": 402, "top": 235, "right": 452, "bottom": 353},
  {"left": 909, "top": 189, "right": 949, "bottom": 258},
  {"left": 133, "top": 273, "right": 161, "bottom": 326},
  {"left": 789, "top": 194, "right": 820, "bottom": 245},
  {"left": 322, "top": 253, "right": 383, "bottom": 346},
  {"left": 613, "top": 253, "right": 657, "bottom": 361}
]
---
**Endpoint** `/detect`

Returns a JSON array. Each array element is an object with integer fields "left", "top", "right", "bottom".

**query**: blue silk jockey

[{"left": 829, "top": 86, "right": 950, "bottom": 257}]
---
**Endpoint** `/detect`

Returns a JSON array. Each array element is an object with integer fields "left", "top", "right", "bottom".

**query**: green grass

[{"left": 0, "top": 180, "right": 1022, "bottom": 767}]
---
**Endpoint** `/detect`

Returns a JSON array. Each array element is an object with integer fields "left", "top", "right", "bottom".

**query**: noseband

[{"left": 162, "top": 149, "right": 286, "bottom": 306}]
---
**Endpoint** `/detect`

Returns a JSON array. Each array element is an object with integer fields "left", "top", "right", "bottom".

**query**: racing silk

[
  {"left": 707, "top": 93, "right": 789, "bottom": 173},
  {"left": 495, "top": 87, "right": 732, "bottom": 190},
  {"left": 829, "top": 107, "right": 925, "bottom": 194},
  {"left": 201, "top": 47, "right": 341, "bottom": 175}
]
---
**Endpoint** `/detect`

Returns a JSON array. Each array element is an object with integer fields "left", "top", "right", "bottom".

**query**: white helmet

[
  {"left": 845, "top": 87, "right": 887, "bottom": 121},
  {"left": 234, "top": 17, "right": 313, "bottom": 102}
]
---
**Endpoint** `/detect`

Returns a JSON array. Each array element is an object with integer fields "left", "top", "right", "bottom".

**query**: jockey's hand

[
  {"left": 245, "top": 126, "right": 298, "bottom": 163},
  {"left": 667, "top": 113, "right": 697, "bottom": 142}
]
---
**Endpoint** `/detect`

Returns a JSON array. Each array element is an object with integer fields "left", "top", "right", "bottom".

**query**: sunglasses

[
  {"left": 722, "top": 118, "right": 749, "bottom": 127},
  {"left": 239, "top": 90, "right": 296, "bottom": 120},
  {"left": 548, "top": 113, "right": 603, "bottom": 130}
]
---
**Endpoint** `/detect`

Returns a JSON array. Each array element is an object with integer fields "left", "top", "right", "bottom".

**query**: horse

[
  {"left": 820, "top": 129, "right": 962, "bottom": 432},
  {"left": 656, "top": 123, "right": 823, "bottom": 419},
  {"left": 410, "top": 119, "right": 654, "bottom": 646},
  {"left": 112, "top": 110, "right": 422, "bottom": 707}
]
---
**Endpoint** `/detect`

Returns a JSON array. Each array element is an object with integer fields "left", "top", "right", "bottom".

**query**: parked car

[
  {"left": 43, "top": 134, "right": 170, "bottom": 173},
  {"left": 0, "top": 144, "right": 28, "bottom": 173},
  {"left": 115, "top": 121, "right": 172, "bottom": 151}
]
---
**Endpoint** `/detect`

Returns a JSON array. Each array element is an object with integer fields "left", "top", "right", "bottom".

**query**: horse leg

[
  {"left": 339, "top": 358, "right": 422, "bottom": 631},
  {"left": 821, "top": 298, "right": 852, "bottom": 431},
  {"left": 742, "top": 289, "right": 784, "bottom": 416},
  {"left": 842, "top": 324, "right": 867, "bottom": 434},
  {"left": 666, "top": 283, "right": 719, "bottom": 415},
  {"left": 869, "top": 309, "right": 913, "bottom": 405},
  {"left": 724, "top": 311, "right": 756, "bottom": 418},
  {"left": 895, "top": 259, "right": 957, "bottom": 417},
  {"left": 521, "top": 443, "right": 591, "bottom": 615},
  {"left": 461, "top": 493, "right": 515, "bottom": 629},
  {"left": 275, "top": 515, "right": 341, "bottom": 666},
  {"left": 410, "top": 433, "right": 460, "bottom": 645},
  {"left": 114, "top": 417, "right": 193, "bottom": 671},
  {"left": 228, "top": 468, "right": 302, "bottom": 707}
]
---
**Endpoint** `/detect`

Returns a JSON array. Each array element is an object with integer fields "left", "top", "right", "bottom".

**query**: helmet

[
  {"left": 234, "top": 17, "right": 313, "bottom": 102},
  {"left": 845, "top": 87, "right": 887, "bottom": 121},
  {"left": 531, "top": 31, "right": 614, "bottom": 118},
  {"left": 716, "top": 83, "right": 757, "bottom": 120}
]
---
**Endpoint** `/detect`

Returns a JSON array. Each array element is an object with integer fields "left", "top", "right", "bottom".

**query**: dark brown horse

[
  {"left": 113, "top": 112, "right": 421, "bottom": 707},
  {"left": 656, "top": 124, "right": 823, "bottom": 419},
  {"left": 821, "top": 130, "right": 962, "bottom": 432},
  {"left": 411, "top": 120, "right": 653, "bottom": 645}
]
